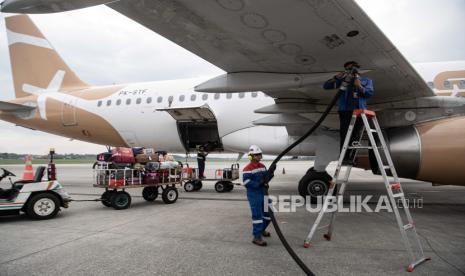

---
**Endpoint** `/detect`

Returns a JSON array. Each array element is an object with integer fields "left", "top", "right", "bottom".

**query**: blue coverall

[
  {"left": 323, "top": 76, "right": 374, "bottom": 111},
  {"left": 324, "top": 75, "right": 375, "bottom": 154},
  {"left": 243, "top": 162, "right": 270, "bottom": 238}
]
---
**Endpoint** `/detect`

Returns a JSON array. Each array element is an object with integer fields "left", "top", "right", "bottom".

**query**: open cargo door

[{"left": 157, "top": 105, "right": 223, "bottom": 152}]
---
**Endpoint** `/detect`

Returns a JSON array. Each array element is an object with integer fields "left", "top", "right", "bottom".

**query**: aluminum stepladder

[{"left": 303, "top": 109, "right": 430, "bottom": 272}]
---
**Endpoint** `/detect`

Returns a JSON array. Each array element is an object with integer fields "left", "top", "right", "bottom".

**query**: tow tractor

[
  {"left": 183, "top": 163, "right": 240, "bottom": 193},
  {"left": 0, "top": 167, "right": 71, "bottom": 219}
]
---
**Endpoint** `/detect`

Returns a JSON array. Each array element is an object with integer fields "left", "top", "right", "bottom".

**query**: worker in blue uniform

[
  {"left": 243, "top": 145, "right": 271, "bottom": 246},
  {"left": 323, "top": 61, "right": 374, "bottom": 163}
]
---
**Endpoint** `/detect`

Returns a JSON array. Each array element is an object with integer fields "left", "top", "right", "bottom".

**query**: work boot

[
  {"left": 262, "top": 230, "right": 271, "bottom": 237},
  {"left": 252, "top": 237, "right": 267, "bottom": 246}
]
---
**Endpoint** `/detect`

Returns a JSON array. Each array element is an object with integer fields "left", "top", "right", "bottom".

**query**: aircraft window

[
  {"left": 157, "top": 96, "right": 163, "bottom": 103},
  {"left": 427, "top": 82, "right": 434, "bottom": 89},
  {"left": 126, "top": 98, "right": 131, "bottom": 105},
  {"left": 168, "top": 96, "right": 174, "bottom": 104},
  {"left": 179, "top": 95, "right": 185, "bottom": 102},
  {"left": 226, "top": 93, "right": 232, "bottom": 99},
  {"left": 251, "top": 92, "right": 258, "bottom": 98},
  {"left": 97, "top": 100, "right": 102, "bottom": 107},
  {"left": 459, "top": 80, "right": 465, "bottom": 89},
  {"left": 147, "top": 97, "right": 152, "bottom": 104},
  {"left": 214, "top": 93, "right": 220, "bottom": 100},
  {"left": 116, "top": 99, "right": 122, "bottom": 106},
  {"left": 239, "top": 92, "right": 245, "bottom": 98},
  {"left": 106, "top": 100, "right": 112, "bottom": 106},
  {"left": 202, "top": 94, "right": 208, "bottom": 101},
  {"left": 136, "top": 98, "right": 142, "bottom": 104},
  {"left": 191, "top": 94, "right": 197, "bottom": 101},
  {"left": 443, "top": 80, "right": 451, "bottom": 89}
]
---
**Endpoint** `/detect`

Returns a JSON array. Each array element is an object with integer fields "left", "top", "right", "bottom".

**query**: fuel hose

[{"left": 262, "top": 90, "right": 342, "bottom": 276}]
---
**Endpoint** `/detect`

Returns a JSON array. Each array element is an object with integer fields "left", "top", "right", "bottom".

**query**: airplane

[{"left": 0, "top": 1, "right": 464, "bottom": 203}]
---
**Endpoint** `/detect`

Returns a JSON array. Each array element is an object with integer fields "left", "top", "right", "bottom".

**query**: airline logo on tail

[{"left": 5, "top": 15, "right": 88, "bottom": 100}]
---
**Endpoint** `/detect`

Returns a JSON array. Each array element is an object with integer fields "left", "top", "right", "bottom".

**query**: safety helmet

[{"left": 248, "top": 145, "right": 263, "bottom": 155}]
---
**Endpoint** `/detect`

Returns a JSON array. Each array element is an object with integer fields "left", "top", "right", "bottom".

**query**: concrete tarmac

[{"left": 0, "top": 161, "right": 464, "bottom": 275}]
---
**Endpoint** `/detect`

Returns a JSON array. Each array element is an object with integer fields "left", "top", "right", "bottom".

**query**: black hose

[{"left": 262, "top": 91, "right": 341, "bottom": 276}]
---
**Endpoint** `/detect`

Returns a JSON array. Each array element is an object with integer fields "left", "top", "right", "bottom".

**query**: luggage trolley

[
  {"left": 183, "top": 163, "right": 240, "bottom": 193},
  {"left": 93, "top": 162, "right": 183, "bottom": 210}
]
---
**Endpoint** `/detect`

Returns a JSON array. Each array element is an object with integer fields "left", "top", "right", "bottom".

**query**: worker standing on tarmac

[
  {"left": 323, "top": 61, "right": 374, "bottom": 163},
  {"left": 243, "top": 145, "right": 271, "bottom": 246},
  {"left": 197, "top": 145, "right": 208, "bottom": 179}
]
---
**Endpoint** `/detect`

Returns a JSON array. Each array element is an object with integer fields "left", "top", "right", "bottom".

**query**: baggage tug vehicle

[{"left": 0, "top": 167, "right": 71, "bottom": 219}]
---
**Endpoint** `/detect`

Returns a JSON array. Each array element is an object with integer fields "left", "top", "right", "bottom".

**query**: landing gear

[{"left": 298, "top": 167, "right": 332, "bottom": 204}]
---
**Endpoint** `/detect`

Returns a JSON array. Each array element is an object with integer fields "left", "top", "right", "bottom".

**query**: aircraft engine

[{"left": 370, "top": 116, "right": 465, "bottom": 186}]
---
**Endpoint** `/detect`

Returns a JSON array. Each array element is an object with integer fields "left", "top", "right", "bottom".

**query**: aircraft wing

[
  {"left": 0, "top": 101, "right": 35, "bottom": 112},
  {"left": 108, "top": 0, "right": 434, "bottom": 104}
]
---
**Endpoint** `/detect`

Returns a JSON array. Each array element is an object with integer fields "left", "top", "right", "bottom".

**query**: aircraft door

[
  {"left": 157, "top": 105, "right": 223, "bottom": 152},
  {"left": 61, "top": 98, "right": 78, "bottom": 126}
]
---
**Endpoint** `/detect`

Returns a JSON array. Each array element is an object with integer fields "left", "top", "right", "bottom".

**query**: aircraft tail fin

[{"left": 5, "top": 15, "right": 89, "bottom": 99}]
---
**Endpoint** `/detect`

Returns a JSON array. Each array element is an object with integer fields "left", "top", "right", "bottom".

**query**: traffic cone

[
  {"left": 22, "top": 155, "right": 34, "bottom": 180},
  {"left": 282, "top": 167, "right": 286, "bottom": 174}
]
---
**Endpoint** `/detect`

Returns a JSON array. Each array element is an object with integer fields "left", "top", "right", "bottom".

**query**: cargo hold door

[{"left": 157, "top": 105, "right": 223, "bottom": 152}]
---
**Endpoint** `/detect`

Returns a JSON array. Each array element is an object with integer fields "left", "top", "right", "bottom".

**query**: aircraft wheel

[
  {"left": 162, "top": 186, "right": 178, "bottom": 204},
  {"left": 111, "top": 191, "right": 131, "bottom": 210},
  {"left": 142, "top": 187, "right": 158, "bottom": 201},
  {"left": 26, "top": 193, "right": 60, "bottom": 220},
  {"left": 298, "top": 167, "right": 332, "bottom": 204}
]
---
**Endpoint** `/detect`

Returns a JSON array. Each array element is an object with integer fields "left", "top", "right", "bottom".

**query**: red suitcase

[
  {"left": 111, "top": 147, "right": 135, "bottom": 163},
  {"left": 109, "top": 179, "right": 125, "bottom": 187}
]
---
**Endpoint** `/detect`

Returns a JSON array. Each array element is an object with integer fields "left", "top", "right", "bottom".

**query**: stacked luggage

[{"left": 94, "top": 147, "right": 182, "bottom": 186}]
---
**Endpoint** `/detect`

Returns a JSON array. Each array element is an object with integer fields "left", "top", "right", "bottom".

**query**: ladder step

[
  {"left": 392, "top": 192, "right": 404, "bottom": 198},
  {"left": 383, "top": 165, "right": 391, "bottom": 170},
  {"left": 403, "top": 223, "right": 414, "bottom": 230},
  {"left": 369, "top": 129, "right": 377, "bottom": 133},
  {"left": 317, "top": 224, "right": 330, "bottom": 230},
  {"left": 348, "top": 146, "right": 372, "bottom": 149}
]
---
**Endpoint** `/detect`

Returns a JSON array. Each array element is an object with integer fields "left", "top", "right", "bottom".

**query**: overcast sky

[{"left": 0, "top": 0, "right": 464, "bottom": 154}]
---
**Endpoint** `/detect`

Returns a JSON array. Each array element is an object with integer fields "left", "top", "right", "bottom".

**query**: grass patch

[{"left": 0, "top": 159, "right": 95, "bottom": 165}]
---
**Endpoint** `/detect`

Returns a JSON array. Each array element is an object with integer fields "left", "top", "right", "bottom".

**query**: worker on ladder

[
  {"left": 323, "top": 61, "right": 374, "bottom": 164},
  {"left": 243, "top": 145, "right": 271, "bottom": 246}
]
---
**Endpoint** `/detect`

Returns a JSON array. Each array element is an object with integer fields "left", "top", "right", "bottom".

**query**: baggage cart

[
  {"left": 183, "top": 163, "right": 240, "bottom": 193},
  {"left": 93, "top": 162, "right": 182, "bottom": 210}
]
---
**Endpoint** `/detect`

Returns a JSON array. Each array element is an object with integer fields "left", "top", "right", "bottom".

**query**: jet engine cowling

[{"left": 370, "top": 116, "right": 465, "bottom": 186}]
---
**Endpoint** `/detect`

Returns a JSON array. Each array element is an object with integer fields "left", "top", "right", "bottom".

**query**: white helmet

[{"left": 248, "top": 145, "right": 263, "bottom": 155}]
